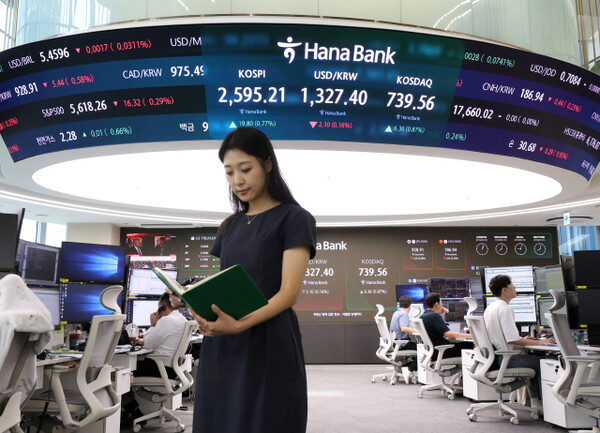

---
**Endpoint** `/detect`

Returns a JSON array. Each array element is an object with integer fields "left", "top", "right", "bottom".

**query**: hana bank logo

[
  {"left": 277, "top": 37, "right": 302, "bottom": 64},
  {"left": 277, "top": 36, "right": 396, "bottom": 65}
]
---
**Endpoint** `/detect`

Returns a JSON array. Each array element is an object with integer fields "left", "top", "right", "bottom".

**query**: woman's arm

[{"left": 192, "top": 245, "right": 311, "bottom": 337}]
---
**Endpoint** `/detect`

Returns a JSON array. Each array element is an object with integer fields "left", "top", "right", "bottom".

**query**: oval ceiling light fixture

[{"left": 32, "top": 149, "right": 563, "bottom": 219}]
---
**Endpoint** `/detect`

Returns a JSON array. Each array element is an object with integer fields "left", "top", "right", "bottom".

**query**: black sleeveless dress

[{"left": 192, "top": 203, "right": 316, "bottom": 433}]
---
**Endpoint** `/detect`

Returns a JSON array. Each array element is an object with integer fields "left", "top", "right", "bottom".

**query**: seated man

[
  {"left": 122, "top": 292, "right": 188, "bottom": 425},
  {"left": 389, "top": 295, "right": 419, "bottom": 383},
  {"left": 484, "top": 274, "right": 549, "bottom": 414},
  {"left": 421, "top": 293, "right": 473, "bottom": 359},
  {"left": 135, "top": 292, "right": 188, "bottom": 379}
]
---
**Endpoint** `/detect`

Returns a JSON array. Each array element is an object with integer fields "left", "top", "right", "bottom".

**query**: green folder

[{"left": 152, "top": 264, "right": 268, "bottom": 322}]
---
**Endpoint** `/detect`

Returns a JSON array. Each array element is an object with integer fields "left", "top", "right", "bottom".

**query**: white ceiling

[{"left": 0, "top": 137, "right": 598, "bottom": 228}]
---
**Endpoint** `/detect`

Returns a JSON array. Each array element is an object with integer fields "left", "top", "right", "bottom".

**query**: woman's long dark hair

[{"left": 219, "top": 127, "right": 298, "bottom": 213}]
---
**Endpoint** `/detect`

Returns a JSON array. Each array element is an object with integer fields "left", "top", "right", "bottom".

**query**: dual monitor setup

[
  {"left": 532, "top": 252, "right": 600, "bottom": 346},
  {"left": 10, "top": 239, "right": 178, "bottom": 330},
  {"left": 395, "top": 255, "right": 600, "bottom": 343},
  {"left": 125, "top": 264, "right": 179, "bottom": 327},
  {"left": 395, "top": 277, "right": 474, "bottom": 324}
]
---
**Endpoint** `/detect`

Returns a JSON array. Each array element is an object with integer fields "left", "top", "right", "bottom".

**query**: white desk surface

[
  {"left": 37, "top": 352, "right": 82, "bottom": 366},
  {"left": 525, "top": 344, "right": 600, "bottom": 353},
  {"left": 38, "top": 346, "right": 153, "bottom": 366}
]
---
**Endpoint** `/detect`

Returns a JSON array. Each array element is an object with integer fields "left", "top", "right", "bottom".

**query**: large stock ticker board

[{"left": 0, "top": 20, "right": 598, "bottom": 180}]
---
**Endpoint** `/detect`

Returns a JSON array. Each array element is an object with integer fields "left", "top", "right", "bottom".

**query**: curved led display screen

[{"left": 0, "top": 19, "right": 598, "bottom": 180}]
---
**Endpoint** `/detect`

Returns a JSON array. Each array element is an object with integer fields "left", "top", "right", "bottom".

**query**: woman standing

[{"left": 191, "top": 127, "right": 316, "bottom": 433}]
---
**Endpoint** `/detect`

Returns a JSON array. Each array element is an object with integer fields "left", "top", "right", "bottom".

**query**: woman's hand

[
  {"left": 191, "top": 304, "right": 245, "bottom": 337},
  {"left": 165, "top": 287, "right": 185, "bottom": 309}
]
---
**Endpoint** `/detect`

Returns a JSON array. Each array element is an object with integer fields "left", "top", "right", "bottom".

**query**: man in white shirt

[
  {"left": 484, "top": 275, "right": 551, "bottom": 414},
  {"left": 122, "top": 292, "right": 188, "bottom": 426},
  {"left": 135, "top": 292, "right": 188, "bottom": 378}
]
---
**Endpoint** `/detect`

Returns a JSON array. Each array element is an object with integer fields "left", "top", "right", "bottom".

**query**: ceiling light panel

[{"left": 32, "top": 149, "right": 562, "bottom": 217}]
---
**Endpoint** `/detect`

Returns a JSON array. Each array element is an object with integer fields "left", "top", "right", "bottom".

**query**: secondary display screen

[
  {"left": 395, "top": 284, "right": 427, "bottom": 303},
  {"left": 127, "top": 298, "right": 159, "bottom": 327},
  {"left": 537, "top": 296, "right": 567, "bottom": 328},
  {"left": 483, "top": 265, "right": 535, "bottom": 294},
  {"left": 21, "top": 241, "right": 59, "bottom": 286},
  {"left": 535, "top": 264, "right": 566, "bottom": 295},
  {"left": 486, "top": 294, "right": 537, "bottom": 323},
  {"left": 443, "top": 299, "right": 469, "bottom": 322},
  {"left": 574, "top": 250, "right": 600, "bottom": 287},
  {"left": 0, "top": 213, "right": 19, "bottom": 271},
  {"left": 128, "top": 267, "right": 178, "bottom": 296},
  {"left": 0, "top": 19, "right": 599, "bottom": 180},
  {"left": 59, "top": 282, "right": 121, "bottom": 323},
  {"left": 31, "top": 287, "right": 60, "bottom": 326},
  {"left": 428, "top": 277, "right": 470, "bottom": 298},
  {"left": 59, "top": 241, "right": 126, "bottom": 284}
]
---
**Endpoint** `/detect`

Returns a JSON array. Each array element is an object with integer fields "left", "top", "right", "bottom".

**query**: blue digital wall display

[
  {"left": 59, "top": 241, "right": 126, "bottom": 284},
  {"left": 0, "top": 19, "right": 598, "bottom": 180}
]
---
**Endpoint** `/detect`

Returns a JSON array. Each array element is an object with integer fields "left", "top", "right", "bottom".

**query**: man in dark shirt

[{"left": 421, "top": 293, "right": 473, "bottom": 359}]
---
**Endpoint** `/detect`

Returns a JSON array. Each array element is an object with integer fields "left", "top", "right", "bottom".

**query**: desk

[
  {"left": 34, "top": 346, "right": 150, "bottom": 433},
  {"left": 539, "top": 358, "right": 600, "bottom": 429},
  {"left": 524, "top": 344, "right": 600, "bottom": 429},
  {"left": 525, "top": 343, "right": 600, "bottom": 353}
]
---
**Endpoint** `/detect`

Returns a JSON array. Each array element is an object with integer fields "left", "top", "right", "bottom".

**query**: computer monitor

[
  {"left": 0, "top": 212, "right": 21, "bottom": 271},
  {"left": 128, "top": 268, "right": 178, "bottom": 296},
  {"left": 443, "top": 299, "right": 469, "bottom": 322},
  {"left": 128, "top": 255, "right": 177, "bottom": 269},
  {"left": 537, "top": 295, "right": 567, "bottom": 328},
  {"left": 483, "top": 265, "right": 535, "bottom": 294},
  {"left": 577, "top": 289, "right": 600, "bottom": 327},
  {"left": 59, "top": 241, "right": 126, "bottom": 284},
  {"left": 14, "top": 239, "right": 25, "bottom": 274},
  {"left": 395, "top": 284, "right": 427, "bottom": 303},
  {"left": 428, "top": 277, "right": 469, "bottom": 298},
  {"left": 31, "top": 287, "right": 60, "bottom": 327},
  {"left": 534, "top": 267, "right": 547, "bottom": 294},
  {"left": 574, "top": 251, "right": 600, "bottom": 287},
  {"left": 127, "top": 298, "right": 159, "bottom": 327},
  {"left": 59, "top": 283, "right": 122, "bottom": 323},
  {"left": 485, "top": 294, "right": 537, "bottom": 323},
  {"left": 535, "top": 264, "right": 566, "bottom": 295},
  {"left": 560, "top": 255, "right": 576, "bottom": 292},
  {"left": 20, "top": 242, "right": 60, "bottom": 286}
]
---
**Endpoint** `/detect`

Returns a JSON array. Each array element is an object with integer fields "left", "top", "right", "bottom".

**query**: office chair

[
  {"left": 0, "top": 274, "right": 54, "bottom": 433},
  {"left": 410, "top": 304, "right": 423, "bottom": 319},
  {"left": 463, "top": 297, "right": 538, "bottom": 425},
  {"left": 412, "top": 316, "right": 462, "bottom": 399},
  {"left": 23, "top": 310, "right": 126, "bottom": 431},
  {"left": 545, "top": 290, "right": 600, "bottom": 433},
  {"left": 100, "top": 285, "right": 124, "bottom": 314},
  {"left": 371, "top": 304, "right": 417, "bottom": 385},
  {"left": 131, "top": 320, "right": 197, "bottom": 432}
]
